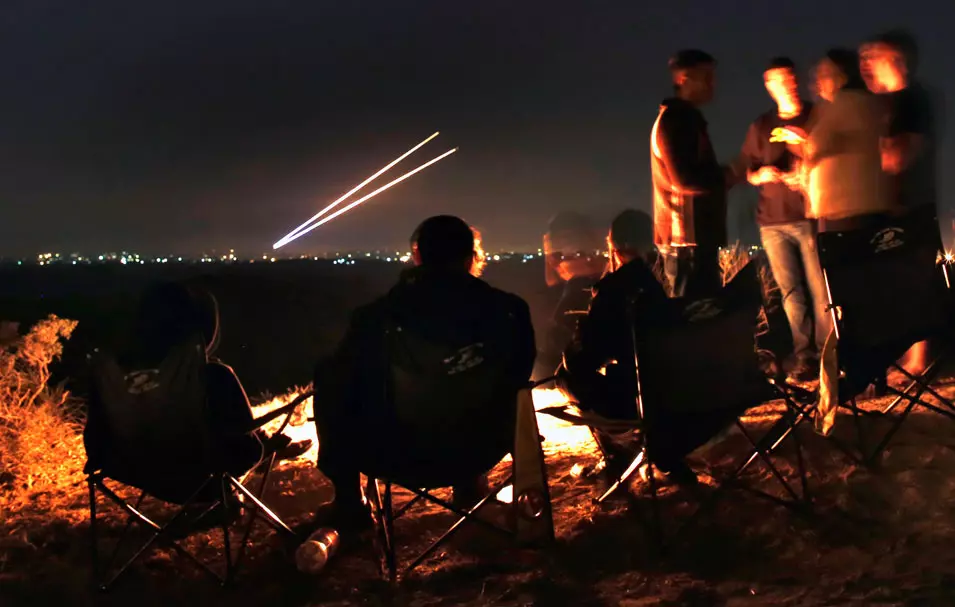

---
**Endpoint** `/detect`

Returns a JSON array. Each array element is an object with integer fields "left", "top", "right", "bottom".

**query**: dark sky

[{"left": 1, "top": 1, "right": 951, "bottom": 256}]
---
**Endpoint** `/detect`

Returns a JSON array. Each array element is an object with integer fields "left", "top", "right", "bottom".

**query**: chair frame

[
  {"left": 817, "top": 214, "right": 955, "bottom": 466},
  {"left": 87, "top": 391, "right": 313, "bottom": 591},
  {"left": 540, "top": 277, "right": 817, "bottom": 549},
  {"left": 363, "top": 473, "right": 519, "bottom": 582}
]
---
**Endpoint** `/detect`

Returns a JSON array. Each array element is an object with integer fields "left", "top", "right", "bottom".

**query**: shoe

[
  {"left": 788, "top": 360, "right": 819, "bottom": 383},
  {"left": 263, "top": 433, "right": 313, "bottom": 461},
  {"left": 641, "top": 460, "right": 699, "bottom": 488}
]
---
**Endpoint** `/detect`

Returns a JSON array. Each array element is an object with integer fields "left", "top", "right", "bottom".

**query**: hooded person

[{"left": 121, "top": 281, "right": 311, "bottom": 463}]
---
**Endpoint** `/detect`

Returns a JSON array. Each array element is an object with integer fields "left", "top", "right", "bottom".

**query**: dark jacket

[
  {"left": 651, "top": 97, "right": 727, "bottom": 250},
  {"left": 561, "top": 258, "right": 668, "bottom": 419},
  {"left": 316, "top": 266, "right": 536, "bottom": 425}
]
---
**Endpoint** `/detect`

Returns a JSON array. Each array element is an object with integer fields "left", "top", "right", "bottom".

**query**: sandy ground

[{"left": 4, "top": 385, "right": 955, "bottom": 606}]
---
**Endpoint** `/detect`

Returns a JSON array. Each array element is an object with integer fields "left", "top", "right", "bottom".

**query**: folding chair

[
  {"left": 358, "top": 317, "right": 553, "bottom": 582},
  {"left": 539, "top": 262, "right": 816, "bottom": 546},
  {"left": 816, "top": 208, "right": 955, "bottom": 465},
  {"left": 84, "top": 337, "right": 312, "bottom": 590}
]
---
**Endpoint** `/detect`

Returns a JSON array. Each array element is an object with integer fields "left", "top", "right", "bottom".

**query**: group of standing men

[{"left": 651, "top": 31, "right": 938, "bottom": 381}]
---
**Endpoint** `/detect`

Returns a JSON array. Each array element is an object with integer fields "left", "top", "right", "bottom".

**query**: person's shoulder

[{"left": 478, "top": 281, "right": 530, "bottom": 315}]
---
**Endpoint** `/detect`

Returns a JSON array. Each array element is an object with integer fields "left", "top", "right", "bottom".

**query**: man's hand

[
  {"left": 770, "top": 126, "right": 807, "bottom": 145},
  {"left": 747, "top": 166, "right": 781, "bottom": 186}
]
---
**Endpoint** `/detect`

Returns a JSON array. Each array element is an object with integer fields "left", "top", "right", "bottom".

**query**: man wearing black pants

[{"left": 651, "top": 49, "right": 731, "bottom": 299}]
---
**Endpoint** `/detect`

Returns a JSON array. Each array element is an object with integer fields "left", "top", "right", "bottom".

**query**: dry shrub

[
  {"left": 0, "top": 315, "right": 84, "bottom": 512},
  {"left": 719, "top": 241, "right": 751, "bottom": 286}
]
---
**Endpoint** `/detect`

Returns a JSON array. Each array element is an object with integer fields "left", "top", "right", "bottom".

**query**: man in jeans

[
  {"left": 739, "top": 57, "right": 830, "bottom": 381},
  {"left": 651, "top": 49, "right": 730, "bottom": 299}
]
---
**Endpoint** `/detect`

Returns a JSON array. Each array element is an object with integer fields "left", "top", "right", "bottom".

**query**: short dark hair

[
  {"left": 668, "top": 49, "right": 716, "bottom": 72},
  {"left": 609, "top": 209, "right": 653, "bottom": 253},
  {"left": 871, "top": 29, "right": 919, "bottom": 73},
  {"left": 824, "top": 47, "right": 867, "bottom": 91},
  {"left": 766, "top": 56, "right": 796, "bottom": 72},
  {"left": 411, "top": 215, "right": 475, "bottom": 268}
]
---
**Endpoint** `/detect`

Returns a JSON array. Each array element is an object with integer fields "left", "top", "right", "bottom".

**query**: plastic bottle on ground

[{"left": 294, "top": 528, "right": 340, "bottom": 574}]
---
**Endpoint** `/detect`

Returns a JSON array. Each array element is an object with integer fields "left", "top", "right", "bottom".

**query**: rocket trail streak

[
  {"left": 274, "top": 131, "right": 440, "bottom": 247},
  {"left": 273, "top": 147, "right": 458, "bottom": 249}
]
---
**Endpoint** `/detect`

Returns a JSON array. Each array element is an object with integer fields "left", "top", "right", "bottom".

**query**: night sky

[{"left": 1, "top": 1, "right": 952, "bottom": 256}]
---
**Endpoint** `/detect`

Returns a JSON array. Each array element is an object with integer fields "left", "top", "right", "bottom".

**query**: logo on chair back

[
  {"left": 443, "top": 343, "right": 485, "bottom": 375},
  {"left": 871, "top": 227, "right": 905, "bottom": 253},
  {"left": 684, "top": 298, "right": 722, "bottom": 322},
  {"left": 125, "top": 369, "right": 160, "bottom": 394}
]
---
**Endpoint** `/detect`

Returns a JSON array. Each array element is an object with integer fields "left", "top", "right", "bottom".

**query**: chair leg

[
  {"left": 233, "top": 453, "right": 280, "bottom": 574},
  {"left": 89, "top": 478, "right": 100, "bottom": 590},
  {"left": 221, "top": 476, "right": 234, "bottom": 586},
  {"left": 595, "top": 449, "right": 646, "bottom": 504},
  {"left": 383, "top": 482, "right": 397, "bottom": 583}
]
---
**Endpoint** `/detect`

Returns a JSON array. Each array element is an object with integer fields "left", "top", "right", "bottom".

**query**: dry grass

[{"left": 0, "top": 316, "right": 85, "bottom": 517}]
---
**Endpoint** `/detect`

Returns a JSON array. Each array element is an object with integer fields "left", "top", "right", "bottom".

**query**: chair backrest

[
  {"left": 817, "top": 210, "right": 948, "bottom": 361},
  {"left": 382, "top": 311, "right": 523, "bottom": 488},
  {"left": 85, "top": 335, "right": 213, "bottom": 480},
  {"left": 635, "top": 261, "right": 769, "bottom": 416}
]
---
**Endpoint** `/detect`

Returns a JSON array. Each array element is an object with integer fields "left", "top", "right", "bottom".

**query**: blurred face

[
  {"left": 677, "top": 64, "right": 716, "bottom": 104},
  {"left": 863, "top": 43, "right": 907, "bottom": 92},
  {"left": 813, "top": 59, "right": 844, "bottom": 102},
  {"left": 764, "top": 67, "right": 799, "bottom": 108}
]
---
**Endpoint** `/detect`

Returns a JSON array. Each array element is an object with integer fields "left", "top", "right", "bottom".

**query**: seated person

[
  {"left": 558, "top": 210, "right": 676, "bottom": 479},
  {"left": 561, "top": 209, "right": 752, "bottom": 486},
  {"left": 313, "top": 215, "right": 536, "bottom": 529},
  {"left": 120, "top": 281, "right": 311, "bottom": 463}
]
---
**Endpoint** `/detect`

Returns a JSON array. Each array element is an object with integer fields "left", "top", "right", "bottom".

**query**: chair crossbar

[{"left": 367, "top": 474, "right": 516, "bottom": 582}]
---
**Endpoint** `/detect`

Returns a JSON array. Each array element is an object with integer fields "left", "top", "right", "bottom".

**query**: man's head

[
  {"left": 862, "top": 30, "right": 917, "bottom": 93},
  {"left": 669, "top": 49, "right": 716, "bottom": 105},
  {"left": 608, "top": 209, "right": 653, "bottom": 270},
  {"left": 410, "top": 215, "right": 475, "bottom": 273},
  {"left": 814, "top": 48, "right": 866, "bottom": 102},
  {"left": 764, "top": 57, "right": 799, "bottom": 109}
]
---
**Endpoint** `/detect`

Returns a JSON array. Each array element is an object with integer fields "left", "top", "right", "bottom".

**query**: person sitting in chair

[
  {"left": 313, "top": 215, "right": 537, "bottom": 530},
  {"left": 120, "top": 282, "right": 311, "bottom": 463},
  {"left": 558, "top": 210, "right": 692, "bottom": 483}
]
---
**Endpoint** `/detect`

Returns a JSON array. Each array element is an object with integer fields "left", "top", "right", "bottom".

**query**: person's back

[
  {"left": 808, "top": 89, "right": 891, "bottom": 220},
  {"left": 313, "top": 215, "right": 535, "bottom": 526}
]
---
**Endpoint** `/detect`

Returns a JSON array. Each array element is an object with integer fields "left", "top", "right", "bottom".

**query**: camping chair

[
  {"left": 361, "top": 321, "right": 553, "bottom": 582},
  {"left": 84, "top": 337, "right": 312, "bottom": 590},
  {"left": 816, "top": 208, "right": 955, "bottom": 464},
  {"left": 538, "top": 262, "right": 816, "bottom": 546}
]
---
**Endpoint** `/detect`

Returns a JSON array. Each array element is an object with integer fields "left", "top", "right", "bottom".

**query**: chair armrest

[
  {"left": 536, "top": 404, "right": 642, "bottom": 434},
  {"left": 248, "top": 391, "right": 315, "bottom": 434}
]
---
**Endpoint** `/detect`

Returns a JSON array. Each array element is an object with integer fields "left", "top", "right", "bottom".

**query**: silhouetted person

[
  {"left": 313, "top": 215, "right": 536, "bottom": 529},
  {"left": 862, "top": 30, "right": 940, "bottom": 380},
  {"left": 121, "top": 282, "right": 310, "bottom": 465},
  {"left": 560, "top": 210, "right": 702, "bottom": 486},
  {"left": 651, "top": 49, "right": 730, "bottom": 299},
  {"left": 739, "top": 57, "right": 830, "bottom": 381},
  {"left": 539, "top": 211, "right": 607, "bottom": 375}
]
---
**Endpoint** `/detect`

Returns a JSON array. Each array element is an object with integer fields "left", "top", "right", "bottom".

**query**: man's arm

[
  {"left": 656, "top": 110, "right": 725, "bottom": 195},
  {"left": 511, "top": 298, "right": 537, "bottom": 383},
  {"left": 883, "top": 91, "right": 931, "bottom": 174}
]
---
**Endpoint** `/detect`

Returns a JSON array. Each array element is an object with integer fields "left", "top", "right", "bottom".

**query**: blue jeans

[{"left": 759, "top": 221, "right": 831, "bottom": 362}]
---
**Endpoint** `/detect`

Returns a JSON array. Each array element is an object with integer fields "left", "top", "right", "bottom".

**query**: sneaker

[
  {"left": 263, "top": 433, "right": 313, "bottom": 461},
  {"left": 788, "top": 360, "right": 819, "bottom": 384},
  {"left": 640, "top": 460, "right": 699, "bottom": 488}
]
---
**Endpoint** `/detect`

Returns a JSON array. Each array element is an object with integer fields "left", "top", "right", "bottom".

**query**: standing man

[
  {"left": 862, "top": 31, "right": 939, "bottom": 379},
  {"left": 739, "top": 57, "right": 830, "bottom": 381},
  {"left": 651, "top": 49, "right": 730, "bottom": 299}
]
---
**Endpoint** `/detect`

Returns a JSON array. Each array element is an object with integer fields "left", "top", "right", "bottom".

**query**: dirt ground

[{"left": 5, "top": 385, "right": 955, "bottom": 607}]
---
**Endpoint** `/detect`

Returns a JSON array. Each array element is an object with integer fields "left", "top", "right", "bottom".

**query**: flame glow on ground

[{"left": 258, "top": 387, "right": 598, "bottom": 469}]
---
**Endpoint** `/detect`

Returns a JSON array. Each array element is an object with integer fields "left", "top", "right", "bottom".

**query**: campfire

[{"left": 259, "top": 387, "right": 598, "bottom": 467}]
